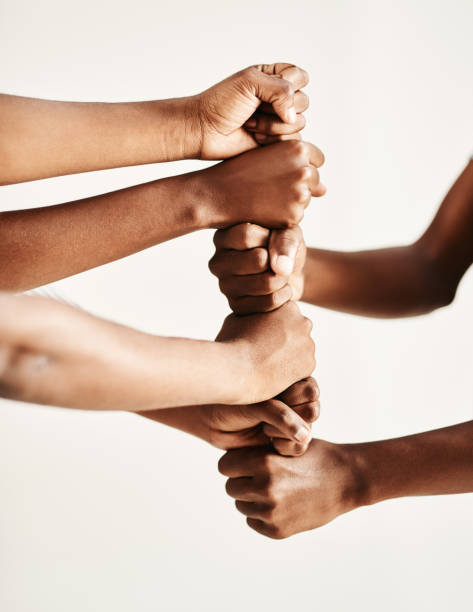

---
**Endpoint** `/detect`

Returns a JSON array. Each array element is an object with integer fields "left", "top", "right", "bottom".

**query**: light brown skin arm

[
  {"left": 0, "top": 63, "right": 309, "bottom": 184},
  {"left": 139, "top": 377, "right": 320, "bottom": 455},
  {"left": 218, "top": 421, "right": 473, "bottom": 539},
  {"left": 0, "top": 294, "right": 314, "bottom": 411}
]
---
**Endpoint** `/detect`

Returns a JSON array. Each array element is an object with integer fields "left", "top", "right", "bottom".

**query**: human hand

[
  {"left": 215, "top": 301, "right": 315, "bottom": 405},
  {"left": 209, "top": 223, "right": 306, "bottom": 314},
  {"left": 202, "top": 377, "right": 319, "bottom": 455},
  {"left": 197, "top": 140, "right": 325, "bottom": 229},
  {"left": 218, "top": 438, "right": 360, "bottom": 539},
  {"left": 190, "top": 63, "right": 310, "bottom": 160}
]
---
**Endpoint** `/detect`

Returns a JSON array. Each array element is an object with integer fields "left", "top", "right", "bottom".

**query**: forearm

[
  {"left": 301, "top": 243, "right": 453, "bottom": 318},
  {"left": 302, "top": 161, "right": 473, "bottom": 318},
  {"left": 0, "top": 94, "right": 201, "bottom": 184},
  {"left": 347, "top": 421, "right": 473, "bottom": 507},
  {"left": 138, "top": 405, "right": 212, "bottom": 444},
  {"left": 0, "top": 293, "right": 242, "bottom": 410},
  {"left": 0, "top": 171, "right": 212, "bottom": 291}
]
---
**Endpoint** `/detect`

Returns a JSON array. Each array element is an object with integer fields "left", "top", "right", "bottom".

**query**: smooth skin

[
  {"left": 0, "top": 61, "right": 319, "bottom": 447},
  {"left": 142, "top": 377, "right": 320, "bottom": 456},
  {"left": 0, "top": 294, "right": 314, "bottom": 411},
  {"left": 0, "top": 63, "right": 309, "bottom": 184},
  {"left": 213, "top": 159, "right": 473, "bottom": 537},
  {"left": 0, "top": 140, "right": 325, "bottom": 292}
]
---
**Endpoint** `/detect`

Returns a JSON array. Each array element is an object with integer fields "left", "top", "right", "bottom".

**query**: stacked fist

[{"left": 203, "top": 63, "right": 326, "bottom": 538}]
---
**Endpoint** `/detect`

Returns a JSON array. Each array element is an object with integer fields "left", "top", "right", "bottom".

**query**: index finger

[
  {"left": 218, "top": 446, "right": 273, "bottom": 478},
  {"left": 213, "top": 223, "right": 270, "bottom": 251}
]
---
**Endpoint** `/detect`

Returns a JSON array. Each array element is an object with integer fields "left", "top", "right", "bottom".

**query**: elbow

[
  {"left": 0, "top": 341, "right": 52, "bottom": 404},
  {"left": 413, "top": 242, "right": 458, "bottom": 315}
]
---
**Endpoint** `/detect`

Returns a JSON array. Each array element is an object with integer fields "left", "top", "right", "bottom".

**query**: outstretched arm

[
  {"left": 302, "top": 160, "right": 473, "bottom": 317},
  {"left": 1, "top": 140, "right": 321, "bottom": 292},
  {"left": 0, "top": 293, "right": 314, "bottom": 410},
  {"left": 140, "top": 377, "right": 319, "bottom": 456},
  {"left": 0, "top": 63, "right": 308, "bottom": 184},
  {"left": 218, "top": 420, "right": 473, "bottom": 539}
]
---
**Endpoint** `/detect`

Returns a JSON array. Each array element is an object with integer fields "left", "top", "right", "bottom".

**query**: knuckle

[
  {"left": 218, "top": 277, "right": 233, "bottom": 296},
  {"left": 303, "top": 316, "right": 313, "bottom": 333},
  {"left": 228, "top": 297, "right": 247, "bottom": 315},
  {"left": 272, "top": 527, "right": 288, "bottom": 540},
  {"left": 208, "top": 255, "right": 218, "bottom": 275},
  {"left": 218, "top": 455, "right": 228, "bottom": 475},
  {"left": 242, "top": 66, "right": 258, "bottom": 81},
  {"left": 242, "top": 224, "right": 256, "bottom": 248},
  {"left": 254, "top": 248, "right": 268, "bottom": 270},
  {"left": 303, "top": 401, "right": 320, "bottom": 422},
  {"left": 209, "top": 431, "right": 229, "bottom": 450},
  {"left": 297, "top": 165, "right": 312, "bottom": 182},
  {"left": 291, "top": 442, "right": 307, "bottom": 456}
]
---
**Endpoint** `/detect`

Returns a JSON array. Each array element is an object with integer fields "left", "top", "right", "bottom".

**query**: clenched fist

[
  {"left": 210, "top": 223, "right": 307, "bottom": 314},
  {"left": 215, "top": 301, "right": 315, "bottom": 404},
  {"left": 190, "top": 63, "right": 310, "bottom": 159},
  {"left": 196, "top": 140, "right": 325, "bottom": 229},
  {"left": 219, "top": 439, "right": 359, "bottom": 539}
]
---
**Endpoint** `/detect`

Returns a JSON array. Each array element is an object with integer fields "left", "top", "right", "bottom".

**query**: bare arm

[
  {"left": 0, "top": 140, "right": 322, "bottom": 292},
  {"left": 302, "top": 160, "right": 473, "bottom": 317},
  {"left": 0, "top": 293, "right": 314, "bottom": 410},
  {"left": 0, "top": 63, "right": 309, "bottom": 184},
  {"left": 218, "top": 420, "right": 473, "bottom": 538},
  {"left": 139, "top": 375, "right": 319, "bottom": 455}
]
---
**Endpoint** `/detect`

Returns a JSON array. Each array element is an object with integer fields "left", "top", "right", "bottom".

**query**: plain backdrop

[{"left": 1, "top": 1, "right": 472, "bottom": 610}]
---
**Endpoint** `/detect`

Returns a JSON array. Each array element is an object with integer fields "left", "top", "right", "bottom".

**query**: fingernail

[
  {"left": 287, "top": 107, "right": 297, "bottom": 124},
  {"left": 294, "top": 426, "right": 310, "bottom": 442},
  {"left": 254, "top": 133, "right": 267, "bottom": 142},
  {"left": 274, "top": 255, "right": 294, "bottom": 276},
  {"left": 245, "top": 118, "right": 257, "bottom": 128}
]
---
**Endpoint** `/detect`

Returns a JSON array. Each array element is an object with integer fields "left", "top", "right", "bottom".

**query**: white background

[{"left": 1, "top": 1, "right": 472, "bottom": 610}]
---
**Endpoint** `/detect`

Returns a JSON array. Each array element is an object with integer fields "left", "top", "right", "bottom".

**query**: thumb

[{"left": 269, "top": 227, "right": 302, "bottom": 276}]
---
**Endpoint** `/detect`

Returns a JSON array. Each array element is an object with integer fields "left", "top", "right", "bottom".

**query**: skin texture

[
  {"left": 210, "top": 223, "right": 307, "bottom": 314},
  {"left": 212, "top": 161, "right": 473, "bottom": 317},
  {"left": 141, "top": 377, "right": 320, "bottom": 456},
  {"left": 219, "top": 422, "right": 473, "bottom": 539},
  {"left": 0, "top": 141, "right": 322, "bottom": 292},
  {"left": 214, "top": 161, "right": 473, "bottom": 538},
  {"left": 0, "top": 63, "right": 309, "bottom": 184},
  {"left": 0, "top": 294, "right": 314, "bottom": 410}
]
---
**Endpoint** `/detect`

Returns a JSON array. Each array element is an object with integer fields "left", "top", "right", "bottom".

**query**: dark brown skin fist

[
  {"left": 193, "top": 63, "right": 310, "bottom": 160},
  {"left": 210, "top": 223, "right": 307, "bottom": 314},
  {"left": 218, "top": 439, "right": 358, "bottom": 539},
  {"left": 200, "top": 140, "right": 325, "bottom": 229},
  {"left": 215, "top": 301, "right": 315, "bottom": 404}
]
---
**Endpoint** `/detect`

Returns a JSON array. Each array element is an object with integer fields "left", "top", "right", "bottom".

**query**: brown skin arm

[
  {"left": 140, "top": 377, "right": 320, "bottom": 456},
  {"left": 212, "top": 161, "right": 473, "bottom": 318},
  {"left": 218, "top": 421, "right": 473, "bottom": 539},
  {"left": 0, "top": 294, "right": 314, "bottom": 410},
  {"left": 0, "top": 140, "right": 322, "bottom": 292},
  {"left": 302, "top": 160, "right": 473, "bottom": 317},
  {"left": 0, "top": 63, "right": 309, "bottom": 184}
]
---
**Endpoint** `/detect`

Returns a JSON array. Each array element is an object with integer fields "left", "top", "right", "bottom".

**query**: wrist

[
  {"left": 342, "top": 440, "right": 408, "bottom": 508},
  {"left": 185, "top": 166, "right": 229, "bottom": 230},
  {"left": 144, "top": 96, "right": 202, "bottom": 162},
  {"left": 214, "top": 338, "right": 252, "bottom": 405}
]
